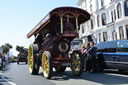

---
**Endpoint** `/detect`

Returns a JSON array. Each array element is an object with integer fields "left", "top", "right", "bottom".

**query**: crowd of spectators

[{"left": 81, "top": 42, "right": 97, "bottom": 73}]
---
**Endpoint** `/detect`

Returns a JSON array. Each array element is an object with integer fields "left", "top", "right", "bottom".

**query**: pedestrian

[
  {"left": 87, "top": 42, "right": 97, "bottom": 73},
  {"left": 84, "top": 42, "right": 91, "bottom": 72},
  {"left": 84, "top": 43, "right": 90, "bottom": 54},
  {"left": 81, "top": 44, "right": 86, "bottom": 55}
]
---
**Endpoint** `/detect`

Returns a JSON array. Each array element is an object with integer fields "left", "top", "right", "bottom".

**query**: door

[
  {"left": 116, "top": 41, "right": 128, "bottom": 70},
  {"left": 101, "top": 41, "right": 117, "bottom": 68}
]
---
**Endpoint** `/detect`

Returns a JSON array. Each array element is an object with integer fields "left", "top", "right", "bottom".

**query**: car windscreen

[
  {"left": 71, "top": 41, "right": 79, "bottom": 46},
  {"left": 117, "top": 41, "right": 128, "bottom": 52},
  {"left": 96, "top": 41, "right": 117, "bottom": 52},
  {"left": 96, "top": 41, "right": 117, "bottom": 49}
]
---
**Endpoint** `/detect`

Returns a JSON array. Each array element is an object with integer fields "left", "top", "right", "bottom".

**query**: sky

[{"left": 0, "top": 0, "right": 78, "bottom": 56}]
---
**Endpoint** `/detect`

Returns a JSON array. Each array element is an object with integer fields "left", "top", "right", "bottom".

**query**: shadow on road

[
  {"left": 1, "top": 64, "right": 11, "bottom": 73},
  {"left": 17, "top": 63, "right": 27, "bottom": 65},
  {"left": 51, "top": 71, "right": 70, "bottom": 80},
  {"left": 0, "top": 75, "right": 13, "bottom": 83},
  {"left": 82, "top": 71, "right": 128, "bottom": 85},
  {"left": 0, "top": 83, "right": 3, "bottom": 85},
  {"left": 3, "top": 63, "right": 128, "bottom": 85},
  {"left": 2, "top": 63, "right": 27, "bottom": 73},
  {"left": 50, "top": 69, "right": 128, "bottom": 85}
]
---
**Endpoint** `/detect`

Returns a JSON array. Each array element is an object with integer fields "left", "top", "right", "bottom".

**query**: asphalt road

[{"left": 0, "top": 63, "right": 128, "bottom": 85}]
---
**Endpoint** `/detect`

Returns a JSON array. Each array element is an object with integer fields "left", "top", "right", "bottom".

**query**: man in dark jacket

[{"left": 87, "top": 42, "right": 97, "bottom": 72}]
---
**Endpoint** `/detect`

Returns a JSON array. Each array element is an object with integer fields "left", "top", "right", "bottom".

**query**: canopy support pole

[
  {"left": 60, "top": 17, "right": 63, "bottom": 33},
  {"left": 76, "top": 17, "right": 79, "bottom": 33}
]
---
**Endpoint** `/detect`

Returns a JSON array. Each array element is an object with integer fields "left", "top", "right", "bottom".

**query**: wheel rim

[
  {"left": 28, "top": 46, "right": 33, "bottom": 73},
  {"left": 71, "top": 52, "right": 81, "bottom": 75},
  {"left": 42, "top": 53, "right": 49, "bottom": 78}
]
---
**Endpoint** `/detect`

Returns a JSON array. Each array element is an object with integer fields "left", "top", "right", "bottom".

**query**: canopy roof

[{"left": 27, "top": 7, "right": 90, "bottom": 38}]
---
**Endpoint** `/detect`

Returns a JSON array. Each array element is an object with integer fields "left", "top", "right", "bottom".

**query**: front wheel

[
  {"left": 71, "top": 50, "right": 85, "bottom": 76},
  {"left": 42, "top": 51, "right": 52, "bottom": 79},
  {"left": 28, "top": 44, "right": 39, "bottom": 75}
]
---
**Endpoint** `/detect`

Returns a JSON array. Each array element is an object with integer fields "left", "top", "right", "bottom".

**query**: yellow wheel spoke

[
  {"left": 72, "top": 66, "right": 75, "bottom": 71},
  {"left": 28, "top": 45, "right": 34, "bottom": 73},
  {"left": 42, "top": 52, "right": 50, "bottom": 78},
  {"left": 71, "top": 51, "right": 82, "bottom": 75}
]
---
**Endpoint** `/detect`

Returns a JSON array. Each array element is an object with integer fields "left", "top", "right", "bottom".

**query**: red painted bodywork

[{"left": 27, "top": 7, "right": 90, "bottom": 67}]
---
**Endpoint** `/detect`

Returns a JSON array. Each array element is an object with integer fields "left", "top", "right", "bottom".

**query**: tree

[
  {"left": 16, "top": 45, "right": 24, "bottom": 52},
  {"left": 5, "top": 43, "right": 12, "bottom": 49},
  {"left": 2, "top": 43, "right": 13, "bottom": 54}
]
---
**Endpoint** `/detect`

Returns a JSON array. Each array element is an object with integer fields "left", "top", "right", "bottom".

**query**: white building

[{"left": 77, "top": 0, "right": 128, "bottom": 44}]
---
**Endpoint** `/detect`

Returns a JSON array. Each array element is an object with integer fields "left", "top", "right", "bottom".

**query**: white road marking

[{"left": 0, "top": 71, "right": 16, "bottom": 85}]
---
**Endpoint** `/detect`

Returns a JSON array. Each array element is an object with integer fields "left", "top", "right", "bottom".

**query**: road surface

[{"left": 0, "top": 63, "right": 128, "bottom": 85}]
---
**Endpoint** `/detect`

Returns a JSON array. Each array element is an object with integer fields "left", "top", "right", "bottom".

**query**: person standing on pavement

[
  {"left": 81, "top": 44, "right": 86, "bottom": 55},
  {"left": 84, "top": 43, "right": 91, "bottom": 71},
  {"left": 85, "top": 43, "right": 90, "bottom": 55},
  {"left": 87, "top": 42, "right": 97, "bottom": 72}
]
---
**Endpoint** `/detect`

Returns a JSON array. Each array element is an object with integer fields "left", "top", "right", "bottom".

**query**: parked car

[{"left": 96, "top": 40, "right": 128, "bottom": 72}]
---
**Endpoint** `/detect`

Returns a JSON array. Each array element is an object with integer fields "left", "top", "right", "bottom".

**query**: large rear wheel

[
  {"left": 42, "top": 51, "right": 52, "bottom": 79},
  {"left": 28, "top": 44, "right": 39, "bottom": 75},
  {"left": 71, "top": 50, "right": 84, "bottom": 76}
]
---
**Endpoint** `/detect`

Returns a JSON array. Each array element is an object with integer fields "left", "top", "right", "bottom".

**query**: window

[
  {"left": 98, "top": 33, "right": 102, "bottom": 42},
  {"left": 101, "top": 0, "right": 104, "bottom": 8},
  {"left": 117, "top": 3, "right": 122, "bottom": 19},
  {"left": 124, "top": 0, "right": 128, "bottom": 16},
  {"left": 96, "top": 0, "right": 99, "bottom": 10},
  {"left": 90, "top": 19, "right": 93, "bottom": 29},
  {"left": 126, "top": 25, "right": 128, "bottom": 39},
  {"left": 97, "top": 41, "right": 117, "bottom": 52},
  {"left": 114, "top": 9, "right": 116, "bottom": 20},
  {"left": 126, "top": 25, "right": 128, "bottom": 30},
  {"left": 112, "top": 31, "right": 117, "bottom": 40},
  {"left": 63, "top": 13, "right": 76, "bottom": 32},
  {"left": 90, "top": 4, "right": 92, "bottom": 13},
  {"left": 117, "top": 41, "right": 128, "bottom": 52},
  {"left": 101, "top": 13, "right": 106, "bottom": 25},
  {"left": 97, "top": 15, "right": 100, "bottom": 27},
  {"left": 111, "top": 11, "right": 114, "bottom": 22},
  {"left": 103, "top": 32, "right": 108, "bottom": 41},
  {"left": 119, "top": 26, "right": 124, "bottom": 40}
]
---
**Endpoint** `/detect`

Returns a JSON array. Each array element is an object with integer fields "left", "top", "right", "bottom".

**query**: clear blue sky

[{"left": 0, "top": 0, "right": 78, "bottom": 56}]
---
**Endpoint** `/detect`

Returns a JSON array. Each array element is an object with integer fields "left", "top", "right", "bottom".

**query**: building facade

[{"left": 77, "top": 0, "right": 128, "bottom": 44}]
